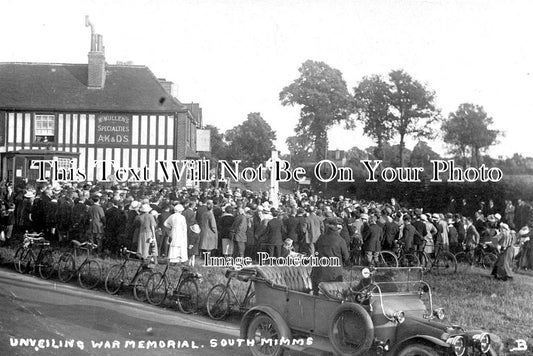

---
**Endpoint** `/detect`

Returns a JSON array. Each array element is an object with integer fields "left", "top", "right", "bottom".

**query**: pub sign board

[{"left": 95, "top": 114, "right": 132, "bottom": 145}]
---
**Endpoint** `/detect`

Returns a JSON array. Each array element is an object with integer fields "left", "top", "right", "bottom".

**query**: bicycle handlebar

[{"left": 72, "top": 240, "right": 98, "bottom": 250}]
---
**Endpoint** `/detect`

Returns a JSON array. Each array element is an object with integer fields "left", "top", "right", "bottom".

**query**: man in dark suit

[
  {"left": 311, "top": 217, "right": 349, "bottom": 295},
  {"left": 401, "top": 215, "right": 422, "bottom": 253},
  {"left": 363, "top": 214, "right": 383, "bottom": 266},
  {"left": 231, "top": 207, "right": 249, "bottom": 258},
  {"left": 262, "top": 208, "right": 285, "bottom": 257}
]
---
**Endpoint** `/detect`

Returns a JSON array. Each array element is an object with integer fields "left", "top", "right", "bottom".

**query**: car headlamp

[
  {"left": 393, "top": 311, "right": 405, "bottom": 324},
  {"left": 447, "top": 336, "right": 466, "bottom": 356},
  {"left": 473, "top": 333, "right": 491, "bottom": 353},
  {"left": 433, "top": 307, "right": 445, "bottom": 320},
  {"left": 362, "top": 268, "right": 371, "bottom": 279}
]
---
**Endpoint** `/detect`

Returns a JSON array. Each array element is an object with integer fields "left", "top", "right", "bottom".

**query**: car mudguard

[
  {"left": 240, "top": 305, "right": 292, "bottom": 340},
  {"left": 389, "top": 335, "right": 450, "bottom": 354}
]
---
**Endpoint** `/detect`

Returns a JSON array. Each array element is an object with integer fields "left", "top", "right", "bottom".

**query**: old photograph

[{"left": 1, "top": 0, "right": 532, "bottom": 355}]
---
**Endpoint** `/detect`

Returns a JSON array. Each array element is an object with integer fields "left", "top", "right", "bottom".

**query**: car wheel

[
  {"left": 398, "top": 343, "right": 439, "bottom": 356},
  {"left": 246, "top": 313, "right": 284, "bottom": 356},
  {"left": 329, "top": 303, "right": 374, "bottom": 356}
]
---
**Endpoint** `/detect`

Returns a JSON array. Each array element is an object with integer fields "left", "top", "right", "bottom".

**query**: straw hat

[
  {"left": 129, "top": 201, "right": 141, "bottom": 210},
  {"left": 190, "top": 224, "right": 201, "bottom": 234},
  {"left": 140, "top": 203, "right": 152, "bottom": 213},
  {"left": 174, "top": 204, "right": 184, "bottom": 213},
  {"left": 519, "top": 226, "right": 530, "bottom": 236}
]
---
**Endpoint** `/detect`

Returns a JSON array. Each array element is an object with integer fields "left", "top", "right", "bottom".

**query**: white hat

[
  {"left": 129, "top": 201, "right": 141, "bottom": 210},
  {"left": 494, "top": 213, "right": 502, "bottom": 221},
  {"left": 190, "top": 224, "right": 201, "bottom": 234},
  {"left": 140, "top": 203, "right": 152, "bottom": 213},
  {"left": 519, "top": 226, "right": 530, "bottom": 236},
  {"left": 500, "top": 223, "right": 510, "bottom": 231},
  {"left": 174, "top": 204, "right": 184, "bottom": 213}
]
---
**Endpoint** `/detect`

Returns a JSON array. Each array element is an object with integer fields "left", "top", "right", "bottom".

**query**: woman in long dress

[
  {"left": 491, "top": 223, "right": 515, "bottom": 280},
  {"left": 164, "top": 204, "right": 188, "bottom": 263},
  {"left": 136, "top": 203, "right": 157, "bottom": 259}
]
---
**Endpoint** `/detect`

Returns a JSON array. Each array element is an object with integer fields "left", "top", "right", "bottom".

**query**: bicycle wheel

[
  {"left": 399, "top": 253, "right": 419, "bottom": 267},
  {"left": 105, "top": 264, "right": 126, "bottom": 295},
  {"left": 38, "top": 250, "right": 55, "bottom": 279},
  {"left": 176, "top": 278, "right": 199, "bottom": 314},
  {"left": 243, "top": 290, "right": 256, "bottom": 310},
  {"left": 78, "top": 259, "right": 102, "bottom": 289},
  {"left": 206, "top": 284, "right": 230, "bottom": 320},
  {"left": 58, "top": 253, "right": 76, "bottom": 282},
  {"left": 433, "top": 251, "right": 457, "bottom": 275},
  {"left": 146, "top": 272, "right": 168, "bottom": 306},
  {"left": 132, "top": 269, "right": 152, "bottom": 302},
  {"left": 13, "top": 247, "right": 25, "bottom": 273},
  {"left": 482, "top": 253, "right": 498, "bottom": 270},
  {"left": 19, "top": 249, "right": 35, "bottom": 274},
  {"left": 379, "top": 251, "right": 399, "bottom": 267}
]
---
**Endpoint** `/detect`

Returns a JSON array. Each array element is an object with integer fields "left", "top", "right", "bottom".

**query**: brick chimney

[
  {"left": 158, "top": 78, "right": 177, "bottom": 97},
  {"left": 86, "top": 17, "right": 106, "bottom": 89},
  {"left": 88, "top": 34, "right": 105, "bottom": 88}
]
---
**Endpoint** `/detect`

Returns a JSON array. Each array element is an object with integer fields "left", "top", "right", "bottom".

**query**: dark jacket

[
  {"left": 363, "top": 223, "right": 383, "bottom": 252},
  {"left": 402, "top": 224, "right": 422, "bottom": 250},
  {"left": 382, "top": 221, "right": 399, "bottom": 249},
  {"left": 264, "top": 217, "right": 284, "bottom": 245},
  {"left": 284, "top": 215, "right": 299, "bottom": 241},
  {"left": 311, "top": 228, "right": 349, "bottom": 283},
  {"left": 231, "top": 213, "right": 248, "bottom": 243}
]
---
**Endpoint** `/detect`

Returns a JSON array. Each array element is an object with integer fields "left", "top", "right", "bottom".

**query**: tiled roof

[{"left": 0, "top": 62, "right": 186, "bottom": 113}]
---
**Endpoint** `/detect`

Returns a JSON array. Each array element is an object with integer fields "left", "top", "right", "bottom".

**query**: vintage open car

[{"left": 240, "top": 266, "right": 501, "bottom": 356}]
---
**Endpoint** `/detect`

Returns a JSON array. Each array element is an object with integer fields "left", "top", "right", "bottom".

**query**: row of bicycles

[
  {"left": 352, "top": 240, "right": 500, "bottom": 275},
  {"left": 105, "top": 250, "right": 256, "bottom": 320},
  {"left": 11, "top": 232, "right": 255, "bottom": 321},
  {"left": 13, "top": 232, "right": 102, "bottom": 288}
]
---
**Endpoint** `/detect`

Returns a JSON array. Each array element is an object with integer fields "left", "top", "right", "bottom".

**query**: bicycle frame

[{"left": 224, "top": 276, "right": 254, "bottom": 310}]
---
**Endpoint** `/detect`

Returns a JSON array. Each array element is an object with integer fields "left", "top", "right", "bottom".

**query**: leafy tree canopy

[
  {"left": 225, "top": 112, "right": 277, "bottom": 166},
  {"left": 353, "top": 74, "right": 394, "bottom": 159},
  {"left": 442, "top": 103, "right": 502, "bottom": 166},
  {"left": 203, "top": 124, "right": 228, "bottom": 163},
  {"left": 280, "top": 60, "right": 353, "bottom": 161},
  {"left": 388, "top": 69, "right": 440, "bottom": 166}
]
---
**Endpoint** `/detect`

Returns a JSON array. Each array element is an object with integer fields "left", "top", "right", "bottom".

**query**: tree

[
  {"left": 442, "top": 103, "right": 502, "bottom": 166},
  {"left": 286, "top": 134, "right": 314, "bottom": 164},
  {"left": 353, "top": 75, "right": 393, "bottom": 160},
  {"left": 409, "top": 141, "right": 441, "bottom": 168},
  {"left": 279, "top": 60, "right": 353, "bottom": 162},
  {"left": 225, "top": 112, "right": 276, "bottom": 166},
  {"left": 388, "top": 70, "right": 440, "bottom": 166},
  {"left": 203, "top": 124, "right": 228, "bottom": 163}
]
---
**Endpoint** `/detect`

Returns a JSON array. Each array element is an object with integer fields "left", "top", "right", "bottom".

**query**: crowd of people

[{"left": 0, "top": 180, "right": 532, "bottom": 281}]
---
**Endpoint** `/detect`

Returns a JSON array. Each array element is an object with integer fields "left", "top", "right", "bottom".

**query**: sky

[{"left": 2, "top": 0, "right": 532, "bottom": 159}]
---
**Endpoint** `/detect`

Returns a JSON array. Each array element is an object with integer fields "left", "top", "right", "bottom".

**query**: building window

[
  {"left": 56, "top": 158, "right": 71, "bottom": 170},
  {"left": 35, "top": 114, "right": 55, "bottom": 143}
]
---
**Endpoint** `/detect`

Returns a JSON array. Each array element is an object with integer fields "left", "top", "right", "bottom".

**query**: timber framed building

[{"left": 0, "top": 29, "right": 201, "bottom": 184}]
